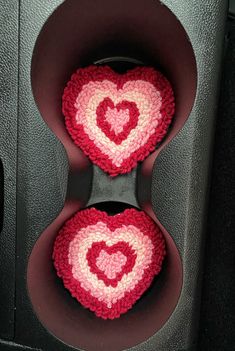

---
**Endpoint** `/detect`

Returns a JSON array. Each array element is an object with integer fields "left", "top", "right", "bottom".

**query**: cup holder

[
  {"left": 31, "top": 0, "right": 197, "bottom": 152},
  {"left": 27, "top": 201, "right": 182, "bottom": 351},
  {"left": 28, "top": 0, "right": 197, "bottom": 349}
]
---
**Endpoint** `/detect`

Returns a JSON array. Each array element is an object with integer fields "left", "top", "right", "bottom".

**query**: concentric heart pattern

[
  {"left": 62, "top": 65, "right": 175, "bottom": 176},
  {"left": 53, "top": 208, "right": 166, "bottom": 319}
]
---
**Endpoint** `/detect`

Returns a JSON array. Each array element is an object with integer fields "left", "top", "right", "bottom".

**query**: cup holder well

[
  {"left": 27, "top": 201, "right": 182, "bottom": 351},
  {"left": 28, "top": 0, "right": 197, "bottom": 349},
  {"left": 31, "top": 0, "right": 197, "bottom": 155}
]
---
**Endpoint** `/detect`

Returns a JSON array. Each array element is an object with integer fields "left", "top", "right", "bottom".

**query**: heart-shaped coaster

[
  {"left": 53, "top": 208, "right": 166, "bottom": 319},
  {"left": 62, "top": 65, "right": 175, "bottom": 176}
]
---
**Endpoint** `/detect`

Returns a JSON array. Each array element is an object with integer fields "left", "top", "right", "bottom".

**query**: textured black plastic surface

[
  {"left": 0, "top": 0, "right": 228, "bottom": 350},
  {"left": 0, "top": 1, "right": 19, "bottom": 340},
  {"left": 198, "top": 17, "right": 235, "bottom": 351},
  {"left": 0, "top": 160, "right": 4, "bottom": 233},
  {"left": 146, "top": 1, "right": 228, "bottom": 348},
  {"left": 230, "top": 0, "right": 235, "bottom": 16}
]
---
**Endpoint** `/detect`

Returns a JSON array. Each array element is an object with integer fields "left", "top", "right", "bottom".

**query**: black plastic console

[{"left": 0, "top": 1, "right": 228, "bottom": 350}]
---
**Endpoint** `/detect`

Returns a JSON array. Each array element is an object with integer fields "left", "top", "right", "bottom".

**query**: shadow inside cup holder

[{"left": 28, "top": 0, "right": 197, "bottom": 350}]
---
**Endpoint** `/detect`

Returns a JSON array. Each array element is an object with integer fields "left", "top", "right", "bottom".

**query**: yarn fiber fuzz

[
  {"left": 62, "top": 65, "right": 175, "bottom": 176},
  {"left": 53, "top": 208, "right": 166, "bottom": 319}
]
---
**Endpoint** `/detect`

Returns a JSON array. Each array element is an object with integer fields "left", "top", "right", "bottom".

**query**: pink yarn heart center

[
  {"left": 105, "top": 107, "right": 130, "bottom": 135},
  {"left": 96, "top": 98, "right": 139, "bottom": 145},
  {"left": 96, "top": 250, "right": 127, "bottom": 279}
]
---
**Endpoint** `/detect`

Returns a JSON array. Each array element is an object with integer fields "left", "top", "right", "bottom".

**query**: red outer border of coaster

[
  {"left": 52, "top": 208, "right": 166, "bottom": 319},
  {"left": 62, "top": 65, "right": 175, "bottom": 176}
]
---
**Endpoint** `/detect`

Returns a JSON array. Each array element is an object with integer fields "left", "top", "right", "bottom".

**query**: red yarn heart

[
  {"left": 53, "top": 208, "right": 166, "bottom": 319},
  {"left": 87, "top": 241, "right": 136, "bottom": 287},
  {"left": 62, "top": 65, "right": 175, "bottom": 176},
  {"left": 96, "top": 98, "right": 139, "bottom": 144}
]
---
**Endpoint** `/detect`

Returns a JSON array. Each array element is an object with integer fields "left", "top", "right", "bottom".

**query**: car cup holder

[
  {"left": 27, "top": 0, "right": 197, "bottom": 349},
  {"left": 0, "top": 0, "right": 227, "bottom": 350}
]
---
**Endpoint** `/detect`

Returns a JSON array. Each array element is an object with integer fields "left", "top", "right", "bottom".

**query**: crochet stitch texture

[
  {"left": 53, "top": 208, "right": 166, "bottom": 319},
  {"left": 62, "top": 65, "right": 175, "bottom": 176}
]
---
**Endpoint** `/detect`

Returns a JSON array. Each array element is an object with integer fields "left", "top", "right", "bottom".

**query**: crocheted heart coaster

[
  {"left": 62, "top": 65, "right": 175, "bottom": 176},
  {"left": 53, "top": 208, "right": 166, "bottom": 319}
]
